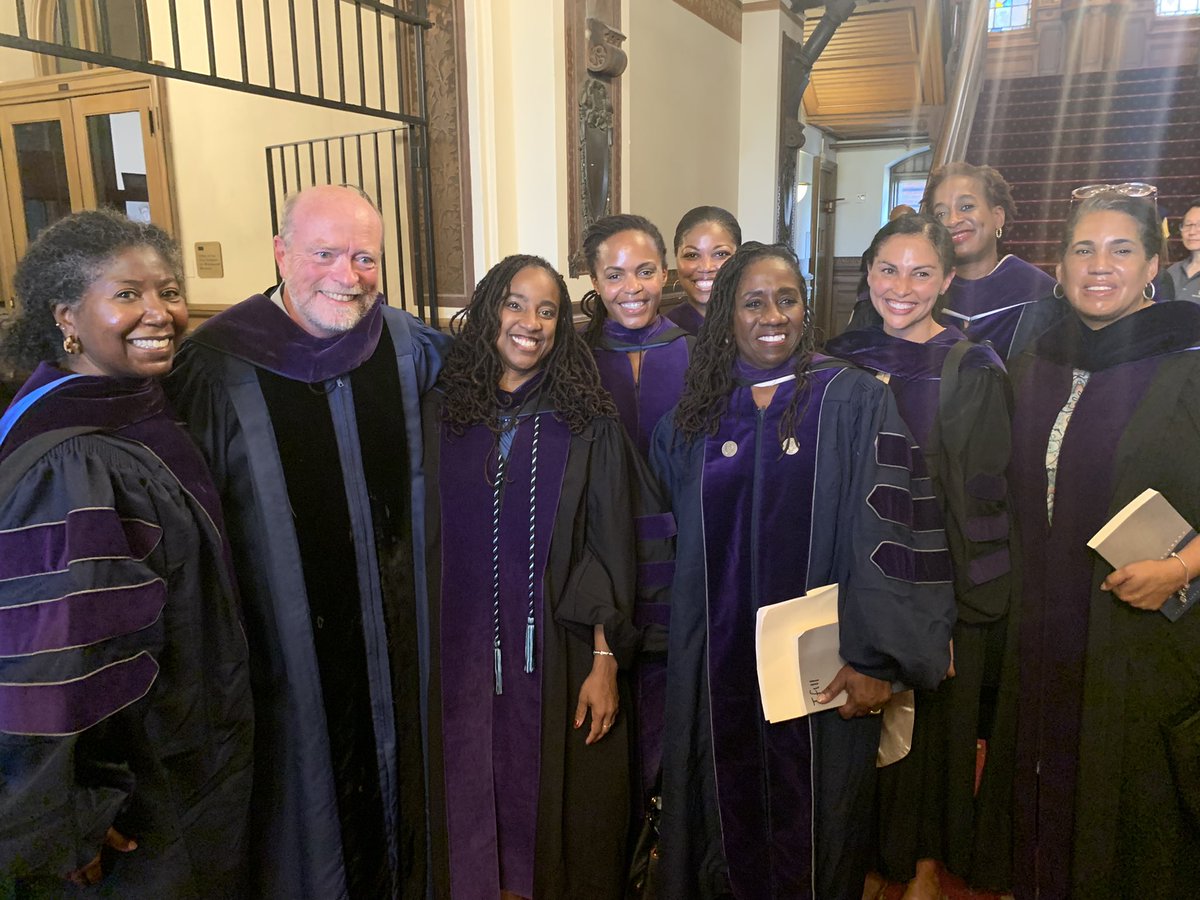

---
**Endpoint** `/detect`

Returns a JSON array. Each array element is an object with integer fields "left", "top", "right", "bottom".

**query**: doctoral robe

[
  {"left": 0, "top": 365, "right": 253, "bottom": 896},
  {"left": 650, "top": 358, "right": 957, "bottom": 899},
  {"left": 167, "top": 293, "right": 447, "bottom": 899},
  {"left": 666, "top": 300, "right": 705, "bottom": 335},
  {"left": 1002, "top": 301, "right": 1200, "bottom": 899},
  {"left": 423, "top": 381, "right": 641, "bottom": 899},
  {"left": 590, "top": 315, "right": 692, "bottom": 458},
  {"left": 846, "top": 256, "right": 1058, "bottom": 359},
  {"left": 825, "top": 326, "right": 1014, "bottom": 887}
]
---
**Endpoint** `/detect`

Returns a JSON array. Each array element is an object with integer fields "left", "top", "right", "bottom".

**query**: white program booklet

[
  {"left": 755, "top": 584, "right": 846, "bottom": 723},
  {"left": 1088, "top": 488, "right": 1200, "bottom": 622}
]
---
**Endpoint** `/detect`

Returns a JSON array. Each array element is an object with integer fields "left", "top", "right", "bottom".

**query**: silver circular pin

[
  {"left": 721, "top": 440, "right": 738, "bottom": 458},
  {"left": 782, "top": 437, "right": 799, "bottom": 456}
]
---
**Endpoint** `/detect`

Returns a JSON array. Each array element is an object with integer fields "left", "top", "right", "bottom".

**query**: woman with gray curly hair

[{"left": 0, "top": 209, "right": 252, "bottom": 895}]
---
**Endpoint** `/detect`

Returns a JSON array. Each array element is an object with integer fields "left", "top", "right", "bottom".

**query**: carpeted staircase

[{"left": 966, "top": 65, "right": 1200, "bottom": 272}]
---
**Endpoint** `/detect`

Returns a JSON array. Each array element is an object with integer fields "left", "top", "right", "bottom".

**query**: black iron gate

[{"left": 0, "top": 0, "right": 438, "bottom": 324}]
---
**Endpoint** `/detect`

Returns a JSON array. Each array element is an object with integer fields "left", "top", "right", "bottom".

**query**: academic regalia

[
  {"left": 846, "top": 256, "right": 1058, "bottom": 359},
  {"left": 422, "top": 378, "right": 641, "bottom": 900},
  {"left": 650, "top": 357, "right": 957, "bottom": 900},
  {"left": 0, "top": 365, "right": 253, "bottom": 896},
  {"left": 666, "top": 299, "right": 705, "bottom": 335},
  {"left": 166, "top": 293, "right": 448, "bottom": 899},
  {"left": 1001, "top": 301, "right": 1200, "bottom": 899},
  {"left": 825, "top": 326, "right": 1015, "bottom": 888},
  {"left": 590, "top": 315, "right": 692, "bottom": 457}
]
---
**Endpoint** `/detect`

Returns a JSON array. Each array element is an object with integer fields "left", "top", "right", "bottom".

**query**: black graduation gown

[
  {"left": 825, "top": 326, "right": 1015, "bottom": 887},
  {"left": 650, "top": 359, "right": 957, "bottom": 900},
  {"left": 0, "top": 366, "right": 253, "bottom": 897},
  {"left": 422, "top": 386, "right": 640, "bottom": 900},
  {"left": 166, "top": 294, "right": 448, "bottom": 899},
  {"left": 996, "top": 301, "right": 1200, "bottom": 899}
]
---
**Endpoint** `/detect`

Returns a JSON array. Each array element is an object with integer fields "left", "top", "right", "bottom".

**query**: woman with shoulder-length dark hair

[
  {"left": 999, "top": 191, "right": 1200, "bottom": 898},
  {"left": 0, "top": 210, "right": 253, "bottom": 895},
  {"left": 827, "top": 214, "right": 1014, "bottom": 898},
  {"left": 667, "top": 205, "right": 742, "bottom": 335},
  {"left": 651, "top": 241, "right": 956, "bottom": 899},
  {"left": 423, "top": 254, "right": 641, "bottom": 899}
]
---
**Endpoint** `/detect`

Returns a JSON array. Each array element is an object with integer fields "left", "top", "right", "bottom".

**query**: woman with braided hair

[
  {"left": 423, "top": 254, "right": 641, "bottom": 899},
  {"left": 651, "top": 241, "right": 956, "bottom": 899}
]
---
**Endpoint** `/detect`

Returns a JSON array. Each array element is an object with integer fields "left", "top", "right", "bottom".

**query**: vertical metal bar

[
  {"left": 373, "top": 130, "right": 387, "bottom": 301},
  {"left": 391, "top": 129, "right": 408, "bottom": 313},
  {"left": 280, "top": 147, "right": 290, "bottom": 198},
  {"left": 267, "top": 148, "right": 280, "bottom": 238},
  {"left": 168, "top": 0, "right": 181, "bottom": 69},
  {"left": 56, "top": 0, "right": 71, "bottom": 46},
  {"left": 324, "top": 138, "right": 332, "bottom": 182},
  {"left": 133, "top": 1, "right": 149, "bottom": 61},
  {"left": 311, "top": 0, "right": 325, "bottom": 99},
  {"left": 334, "top": 0, "right": 346, "bottom": 102},
  {"left": 293, "top": 144, "right": 302, "bottom": 189},
  {"left": 235, "top": 0, "right": 249, "bottom": 82},
  {"left": 309, "top": 142, "right": 317, "bottom": 186},
  {"left": 16, "top": 0, "right": 28, "bottom": 40},
  {"left": 96, "top": 0, "right": 112, "bottom": 55},
  {"left": 339, "top": 136, "right": 347, "bottom": 183},
  {"left": 263, "top": 0, "right": 277, "bottom": 89},
  {"left": 355, "top": 134, "right": 364, "bottom": 190},
  {"left": 376, "top": 7, "right": 386, "bottom": 112},
  {"left": 413, "top": 18, "right": 438, "bottom": 326},
  {"left": 355, "top": 3, "right": 366, "bottom": 107},
  {"left": 406, "top": 128, "right": 427, "bottom": 322},
  {"left": 287, "top": 0, "right": 301, "bottom": 94},
  {"left": 203, "top": 0, "right": 216, "bottom": 76}
]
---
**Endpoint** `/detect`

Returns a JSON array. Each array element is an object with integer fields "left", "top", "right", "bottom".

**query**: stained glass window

[
  {"left": 988, "top": 0, "right": 1032, "bottom": 32},
  {"left": 1157, "top": 0, "right": 1200, "bottom": 15}
]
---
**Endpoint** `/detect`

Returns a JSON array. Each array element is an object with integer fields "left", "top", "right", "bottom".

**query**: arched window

[
  {"left": 1157, "top": 0, "right": 1200, "bottom": 15},
  {"left": 988, "top": 0, "right": 1033, "bottom": 32},
  {"left": 888, "top": 148, "right": 932, "bottom": 214}
]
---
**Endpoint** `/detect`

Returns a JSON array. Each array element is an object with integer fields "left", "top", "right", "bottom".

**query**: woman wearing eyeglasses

[
  {"left": 993, "top": 190, "right": 1200, "bottom": 898},
  {"left": 1166, "top": 197, "right": 1200, "bottom": 304}
]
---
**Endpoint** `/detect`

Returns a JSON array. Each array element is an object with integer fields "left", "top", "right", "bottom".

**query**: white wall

[
  {"left": 626, "top": 0, "right": 741, "bottom": 260},
  {"left": 832, "top": 142, "right": 922, "bottom": 257}
]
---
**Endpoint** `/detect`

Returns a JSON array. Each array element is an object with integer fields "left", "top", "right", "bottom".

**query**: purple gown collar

[
  {"left": 497, "top": 370, "right": 548, "bottom": 415},
  {"left": 187, "top": 290, "right": 384, "bottom": 383},
  {"left": 732, "top": 356, "right": 799, "bottom": 386},
  {"left": 1029, "top": 300, "right": 1200, "bottom": 371},
  {"left": 666, "top": 301, "right": 705, "bottom": 335},
  {"left": 599, "top": 315, "right": 684, "bottom": 350},
  {"left": 825, "top": 324, "right": 970, "bottom": 379},
  {"left": 0, "top": 363, "right": 166, "bottom": 464}
]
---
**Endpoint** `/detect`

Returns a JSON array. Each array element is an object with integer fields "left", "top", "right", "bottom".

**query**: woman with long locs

[
  {"left": 651, "top": 241, "right": 956, "bottom": 899},
  {"left": 422, "top": 254, "right": 641, "bottom": 899}
]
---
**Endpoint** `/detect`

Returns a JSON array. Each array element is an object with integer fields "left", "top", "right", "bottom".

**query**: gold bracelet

[{"left": 593, "top": 649, "right": 615, "bottom": 657}]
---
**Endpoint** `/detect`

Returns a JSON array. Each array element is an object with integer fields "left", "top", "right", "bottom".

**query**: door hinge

[{"left": 148, "top": 109, "right": 156, "bottom": 135}]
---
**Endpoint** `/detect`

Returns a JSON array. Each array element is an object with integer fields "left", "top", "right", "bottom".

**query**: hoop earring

[
  {"left": 63, "top": 334, "right": 82, "bottom": 355},
  {"left": 1144, "top": 281, "right": 1156, "bottom": 301},
  {"left": 1053, "top": 282, "right": 1065, "bottom": 300},
  {"left": 996, "top": 227, "right": 1003, "bottom": 240}
]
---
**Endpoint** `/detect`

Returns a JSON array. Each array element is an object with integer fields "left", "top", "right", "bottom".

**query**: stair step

[
  {"left": 981, "top": 78, "right": 1200, "bottom": 105},
  {"left": 978, "top": 143, "right": 1200, "bottom": 168},
  {"left": 981, "top": 65, "right": 1198, "bottom": 92},
  {"left": 972, "top": 105, "right": 1200, "bottom": 134},
  {"left": 977, "top": 90, "right": 1200, "bottom": 118},
  {"left": 969, "top": 128, "right": 1199, "bottom": 153}
]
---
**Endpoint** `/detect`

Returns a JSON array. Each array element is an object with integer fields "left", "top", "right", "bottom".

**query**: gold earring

[
  {"left": 63, "top": 334, "right": 82, "bottom": 355},
  {"left": 995, "top": 227, "right": 1003, "bottom": 239}
]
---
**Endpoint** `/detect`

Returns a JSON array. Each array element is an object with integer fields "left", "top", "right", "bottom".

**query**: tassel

[
  {"left": 494, "top": 646, "right": 503, "bottom": 695},
  {"left": 524, "top": 616, "right": 535, "bottom": 674}
]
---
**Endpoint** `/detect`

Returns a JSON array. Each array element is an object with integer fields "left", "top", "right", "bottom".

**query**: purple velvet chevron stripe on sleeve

[
  {"left": 968, "top": 548, "right": 1012, "bottom": 586},
  {"left": 910, "top": 446, "right": 930, "bottom": 479},
  {"left": 0, "top": 651, "right": 159, "bottom": 736},
  {"left": 633, "top": 600, "right": 671, "bottom": 627},
  {"left": 871, "top": 542, "right": 953, "bottom": 584},
  {"left": 635, "top": 512, "right": 677, "bottom": 542},
  {"left": 0, "top": 508, "right": 162, "bottom": 581},
  {"left": 0, "top": 579, "right": 166, "bottom": 657},
  {"left": 966, "top": 512, "right": 1010, "bottom": 542},
  {"left": 876, "top": 432, "right": 913, "bottom": 470},
  {"left": 867, "top": 484, "right": 914, "bottom": 528},
  {"left": 966, "top": 472, "right": 1008, "bottom": 502},
  {"left": 637, "top": 561, "right": 676, "bottom": 591}
]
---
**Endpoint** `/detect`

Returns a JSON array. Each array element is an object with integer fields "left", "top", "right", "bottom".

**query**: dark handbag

[
  {"left": 627, "top": 791, "right": 661, "bottom": 898},
  {"left": 1163, "top": 696, "right": 1200, "bottom": 824}
]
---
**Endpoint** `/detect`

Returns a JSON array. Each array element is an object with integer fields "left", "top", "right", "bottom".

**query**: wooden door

[{"left": 810, "top": 159, "right": 839, "bottom": 342}]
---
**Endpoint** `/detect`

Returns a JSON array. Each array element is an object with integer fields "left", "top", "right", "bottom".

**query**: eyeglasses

[
  {"left": 1181, "top": 222, "right": 1200, "bottom": 232},
  {"left": 1071, "top": 182, "right": 1158, "bottom": 201}
]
